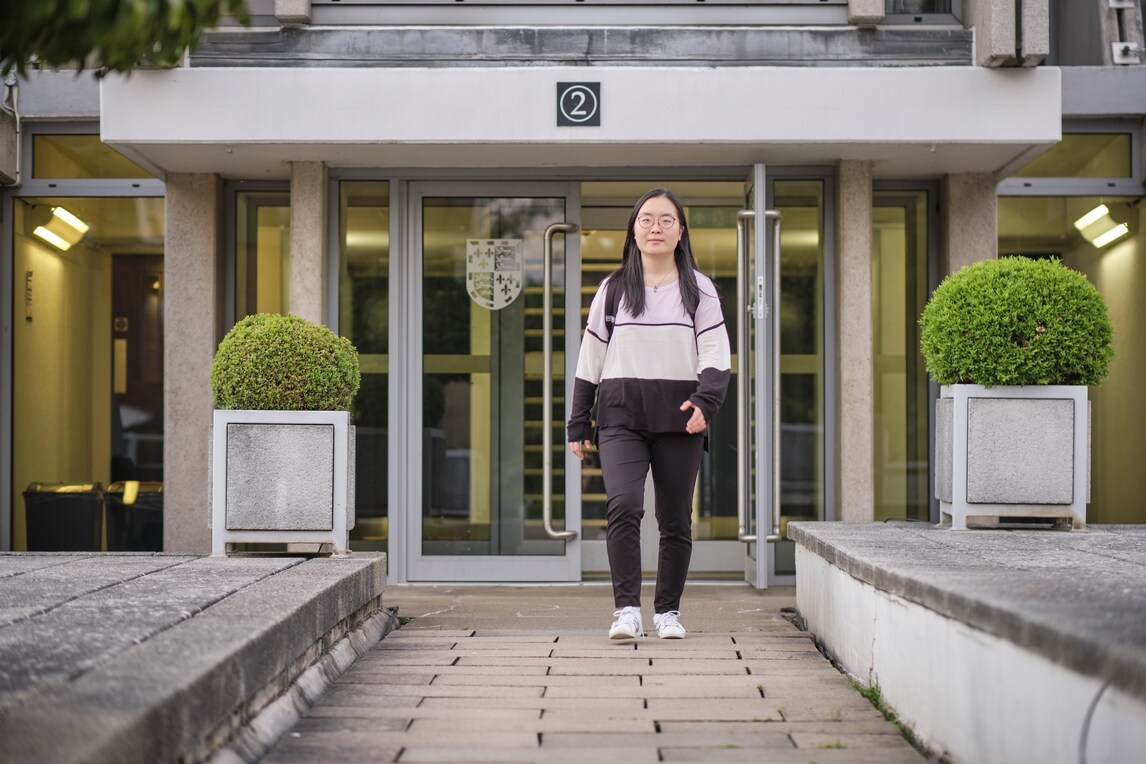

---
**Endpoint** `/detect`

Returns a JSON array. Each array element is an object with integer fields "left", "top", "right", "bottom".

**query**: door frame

[
  {"left": 746, "top": 163, "right": 772, "bottom": 589},
  {"left": 380, "top": 170, "right": 836, "bottom": 585},
  {"left": 395, "top": 180, "right": 583, "bottom": 582}
]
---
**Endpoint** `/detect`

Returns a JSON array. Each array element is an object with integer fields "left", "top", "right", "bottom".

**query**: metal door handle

[
  {"left": 543, "top": 222, "right": 579, "bottom": 541},
  {"left": 735, "top": 211, "right": 755, "bottom": 543},
  {"left": 764, "top": 211, "right": 782, "bottom": 544}
]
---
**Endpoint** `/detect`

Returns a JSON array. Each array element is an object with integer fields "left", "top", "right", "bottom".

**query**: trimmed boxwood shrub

[
  {"left": 212, "top": 313, "right": 361, "bottom": 411},
  {"left": 919, "top": 257, "right": 1113, "bottom": 387}
]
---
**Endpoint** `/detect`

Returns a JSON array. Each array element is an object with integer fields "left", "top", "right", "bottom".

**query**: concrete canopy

[{"left": 100, "top": 65, "right": 1062, "bottom": 180}]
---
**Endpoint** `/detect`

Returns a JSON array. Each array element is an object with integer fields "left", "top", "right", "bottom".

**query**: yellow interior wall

[{"left": 12, "top": 225, "right": 111, "bottom": 549}]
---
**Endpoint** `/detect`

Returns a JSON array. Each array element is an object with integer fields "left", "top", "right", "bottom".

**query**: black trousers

[{"left": 597, "top": 426, "right": 705, "bottom": 614}]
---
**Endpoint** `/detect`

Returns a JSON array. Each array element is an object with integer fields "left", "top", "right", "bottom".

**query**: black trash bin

[
  {"left": 23, "top": 483, "right": 103, "bottom": 551},
  {"left": 105, "top": 481, "right": 163, "bottom": 552}
]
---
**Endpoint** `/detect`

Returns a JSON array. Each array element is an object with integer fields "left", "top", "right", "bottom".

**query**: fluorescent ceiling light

[
  {"left": 1073, "top": 204, "right": 1110, "bottom": 231},
  {"left": 1092, "top": 223, "right": 1130, "bottom": 248},
  {"left": 31, "top": 205, "right": 90, "bottom": 251},
  {"left": 52, "top": 206, "right": 90, "bottom": 234},
  {"left": 33, "top": 226, "right": 73, "bottom": 250},
  {"left": 346, "top": 230, "right": 388, "bottom": 249},
  {"left": 1073, "top": 203, "right": 1131, "bottom": 248}
]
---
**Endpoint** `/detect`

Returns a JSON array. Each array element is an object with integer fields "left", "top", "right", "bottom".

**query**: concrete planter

[
  {"left": 210, "top": 409, "right": 355, "bottom": 555},
  {"left": 936, "top": 384, "right": 1089, "bottom": 530}
]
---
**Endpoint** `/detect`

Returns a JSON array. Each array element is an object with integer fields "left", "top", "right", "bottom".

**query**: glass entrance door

[
  {"left": 404, "top": 182, "right": 581, "bottom": 581},
  {"left": 398, "top": 177, "right": 828, "bottom": 584}
]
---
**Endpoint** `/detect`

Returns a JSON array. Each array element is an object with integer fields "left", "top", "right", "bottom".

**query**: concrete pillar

[
  {"left": 0, "top": 106, "right": 15, "bottom": 184},
  {"left": 1019, "top": 0, "right": 1050, "bottom": 66},
  {"left": 848, "top": 0, "right": 884, "bottom": 26},
  {"left": 275, "top": 0, "right": 312, "bottom": 25},
  {"left": 164, "top": 174, "right": 224, "bottom": 553},
  {"left": 940, "top": 173, "right": 998, "bottom": 276},
  {"left": 967, "top": 0, "right": 1049, "bottom": 67},
  {"left": 289, "top": 161, "right": 327, "bottom": 324},
  {"left": 836, "top": 161, "right": 875, "bottom": 523},
  {"left": 966, "top": 0, "right": 1018, "bottom": 67},
  {"left": 963, "top": 0, "right": 1048, "bottom": 67}
]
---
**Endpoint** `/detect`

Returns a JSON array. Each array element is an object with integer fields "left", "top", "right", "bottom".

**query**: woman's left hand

[{"left": 679, "top": 400, "right": 707, "bottom": 435}]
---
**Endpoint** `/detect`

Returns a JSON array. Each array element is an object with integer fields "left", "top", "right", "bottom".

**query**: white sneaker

[
  {"left": 653, "top": 611, "right": 686, "bottom": 639},
  {"left": 609, "top": 606, "right": 644, "bottom": 639}
]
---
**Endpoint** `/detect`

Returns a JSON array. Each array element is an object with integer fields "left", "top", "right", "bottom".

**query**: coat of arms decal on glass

[{"left": 466, "top": 239, "right": 524, "bottom": 310}]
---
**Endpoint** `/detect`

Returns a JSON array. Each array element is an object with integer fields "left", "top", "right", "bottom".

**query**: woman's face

[{"left": 633, "top": 195, "right": 683, "bottom": 260}]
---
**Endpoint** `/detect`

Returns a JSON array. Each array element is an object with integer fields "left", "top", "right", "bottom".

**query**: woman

[{"left": 568, "top": 188, "right": 731, "bottom": 640}]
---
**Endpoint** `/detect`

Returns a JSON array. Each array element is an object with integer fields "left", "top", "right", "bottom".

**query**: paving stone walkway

[{"left": 261, "top": 585, "right": 927, "bottom": 763}]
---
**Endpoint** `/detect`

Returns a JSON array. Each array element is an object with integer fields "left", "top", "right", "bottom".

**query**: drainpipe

[{"left": 1, "top": 73, "right": 20, "bottom": 186}]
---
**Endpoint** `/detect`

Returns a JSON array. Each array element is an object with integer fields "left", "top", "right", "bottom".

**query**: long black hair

[{"left": 612, "top": 188, "right": 704, "bottom": 318}]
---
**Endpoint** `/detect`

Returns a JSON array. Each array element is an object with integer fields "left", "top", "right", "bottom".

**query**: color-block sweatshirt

[{"left": 567, "top": 272, "right": 732, "bottom": 443}]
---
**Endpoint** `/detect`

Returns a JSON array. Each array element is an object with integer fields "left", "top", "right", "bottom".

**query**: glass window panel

[
  {"left": 339, "top": 181, "right": 390, "bottom": 548},
  {"left": 1013, "top": 134, "right": 1133, "bottom": 179},
  {"left": 33, "top": 135, "right": 154, "bottom": 179},
  {"left": 887, "top": 1, "right": 953, "bottom": 12},
  {"left": 999, "top": 196, "right": 1136, "bottom": 255},
  {"left": 11, "top": 196, "right": 165, "bottom": 551},
  {"left": 999, "top": 195, "right": 1146, "bottom": 525},
  {"left": 873, "top": 190, "right": 930, "bottom": 522},
  {"left": 235, "top": 191, "right": 290, "bottom": 320}
]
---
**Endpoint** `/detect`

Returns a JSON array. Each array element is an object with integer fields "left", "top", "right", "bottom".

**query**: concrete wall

[
  {"left": 15, "top": 71, "right": 100, "bottom": 120},
  {"left": 795, "top": 541, "right": 1146, "bottom": 764},
  {"left": 836, "top": 161, "right": 874, "bottom": 523},
  {"left": 1062, "top": 67, "right": 1146, "bottom": 117},
  {"left": 164, "top": 174, "right": 224, "bottom": 553}
]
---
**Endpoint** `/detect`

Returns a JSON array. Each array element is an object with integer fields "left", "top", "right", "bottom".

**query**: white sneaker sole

[{"left": 609, "top": 626, "right": 643, "bottom": 640}]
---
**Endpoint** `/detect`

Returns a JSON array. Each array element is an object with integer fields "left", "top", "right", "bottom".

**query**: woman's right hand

[{"left": 570, "top": 439, "right": 593, "bottom": 460}]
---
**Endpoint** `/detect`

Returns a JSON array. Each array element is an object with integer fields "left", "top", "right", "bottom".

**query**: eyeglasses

[{"left": 636, "top": 214, "right": 678, "bottom": 230}]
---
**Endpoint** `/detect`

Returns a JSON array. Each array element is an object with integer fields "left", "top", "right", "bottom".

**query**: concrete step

[{"left": 0, "top": 552, "right": 389, "bottom": 764}]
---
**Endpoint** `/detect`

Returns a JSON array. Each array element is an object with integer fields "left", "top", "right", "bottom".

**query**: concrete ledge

[
  {"left": 0, "top": 552, "right": 389, "bottom": 764},
  {"left": 191, "top": 26, "right": 973, "bottom": 68},
  {"left": 790, "top": 522, "right": 1146, "bottom": 763}
]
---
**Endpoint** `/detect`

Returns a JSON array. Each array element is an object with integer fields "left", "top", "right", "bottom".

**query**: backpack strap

[{"left": 604, "top": 276, "right": 621, "bottom": 341}]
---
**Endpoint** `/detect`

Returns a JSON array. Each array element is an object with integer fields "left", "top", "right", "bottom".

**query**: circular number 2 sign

[{"left": 557, "top": 83, "right": 601, "bottom": 127}]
